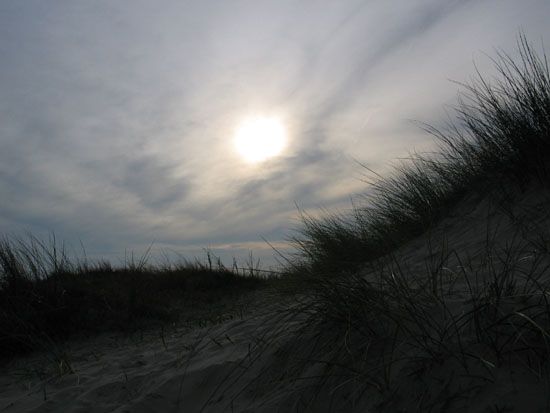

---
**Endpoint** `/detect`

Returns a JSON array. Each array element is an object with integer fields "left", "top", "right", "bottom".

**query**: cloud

[{"left": 1, "top": 0, "right": 550, "bottom": 265}]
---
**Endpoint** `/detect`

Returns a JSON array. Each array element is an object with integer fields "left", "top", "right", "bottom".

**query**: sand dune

[
  {"left": 1, "top": 292, "right": 302, "bottom": 412},
  {"left": 3, "top": 185, "right": 550, "bottom": 412}
]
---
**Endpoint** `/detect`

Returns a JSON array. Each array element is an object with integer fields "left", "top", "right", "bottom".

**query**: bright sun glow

[{"left": 234, "top": 117, "right": 286, "bottom": 163}]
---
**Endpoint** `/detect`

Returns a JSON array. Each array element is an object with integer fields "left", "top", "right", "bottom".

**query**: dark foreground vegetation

[
  {"left": 276, "top": 34, "right": 550, "bottom": 410},
  {"left": 0, "top": 235, "right": 265, "bottom": 360}
]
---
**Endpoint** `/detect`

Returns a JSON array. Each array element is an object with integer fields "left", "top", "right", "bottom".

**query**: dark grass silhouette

[
  {"left": 291, "top": 34, "right": 550, "bottom": 275},
  {"left": 0, "top": 234, "right": 265, "bottom": 360},
  {"left": 276, "top": 34, "right": 550, "bottom": 410}
]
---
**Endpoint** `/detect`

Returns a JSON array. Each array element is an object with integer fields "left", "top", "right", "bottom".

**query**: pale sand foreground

[
  {"left": 3, "top": 186, "right": 550, "bottom": 412},
  {"left": 0, "top": 292, "right": 308, "bottom": 412}
]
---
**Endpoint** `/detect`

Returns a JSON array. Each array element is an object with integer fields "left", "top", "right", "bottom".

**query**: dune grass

[
  {"left": 279, "top": 34, "right": 550, "bottom": 410},
  {"left": 277, "top": 230, "right": 550, "bottom": 410},
  {"left": 0, "top": 234, "right": 265, "bottom": 360},
  {"left": 291, "top": 34, "right": 550, "bottom": 275}
]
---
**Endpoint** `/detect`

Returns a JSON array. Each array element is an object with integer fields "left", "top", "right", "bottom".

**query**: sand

[
  {"left": 3, "top": 185, "right": 550, "bottom": 412},
  {"left": 0, "top": 292, "right": 309, "bottom": 412}
]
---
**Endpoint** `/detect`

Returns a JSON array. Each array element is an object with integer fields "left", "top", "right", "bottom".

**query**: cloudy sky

[{"left": 1, "top": 0, "right": 550, "bottom": 266}]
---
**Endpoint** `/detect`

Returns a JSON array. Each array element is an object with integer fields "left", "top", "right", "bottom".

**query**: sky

[{"left": 1, "top": 0, "right": 550, "bottom": 268}]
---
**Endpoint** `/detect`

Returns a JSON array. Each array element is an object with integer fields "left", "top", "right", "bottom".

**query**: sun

[{"left": 234, "top": 116, "right": 286, "bottom": 163}]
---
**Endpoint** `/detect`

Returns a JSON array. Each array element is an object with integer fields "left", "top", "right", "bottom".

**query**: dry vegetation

[
  {"left": 0, "top": 237, "right": 265, "bottom": 360},
  {"left": 273, "top": 34, "right": 550, "bottom": 411}
]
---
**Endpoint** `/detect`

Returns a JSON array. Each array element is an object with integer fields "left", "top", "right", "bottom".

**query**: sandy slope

[
  {"left": 2, "top": 185, "right": 550, "bottom": 412},
  {"left": 0, "top": 291, "right": 307, "bottom": 413},
  {"left": 353, "top": 184, "right": 550, "bottom": 412}
]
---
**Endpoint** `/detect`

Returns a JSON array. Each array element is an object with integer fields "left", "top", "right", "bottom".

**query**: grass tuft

[{"left": 0, "top": 234, "right": 265, "bottom": 360}]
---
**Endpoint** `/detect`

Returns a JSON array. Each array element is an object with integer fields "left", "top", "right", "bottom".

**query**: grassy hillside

[
  {"left": 276, "top": 34, "right": 550, "bottom": 411},
  {"left": 291, "top": 34, "right": 550, "bottom": 275},
  {"left": 0, "top": 235, "right": 265, "bottom": 360}
]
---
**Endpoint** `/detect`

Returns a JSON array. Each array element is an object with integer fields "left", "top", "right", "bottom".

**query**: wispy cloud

[{"left": 1, "top": 0, "right": 549, "bottom": 264}]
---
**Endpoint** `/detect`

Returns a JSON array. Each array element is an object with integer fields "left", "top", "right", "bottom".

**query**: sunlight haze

[{"left": 234, "top": 117, "right": 287, "bottom": 163}]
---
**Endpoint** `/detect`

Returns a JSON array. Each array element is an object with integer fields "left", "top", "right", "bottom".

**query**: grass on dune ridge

[
  {"left": 291, "top": 34, "right": 550, "bottom": 275},
  {"left": 0, "top": 234, "right": 265, "bottom": 360},
  {"left": 274, "top": 34, "right": 550, "bottom": 410}
]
